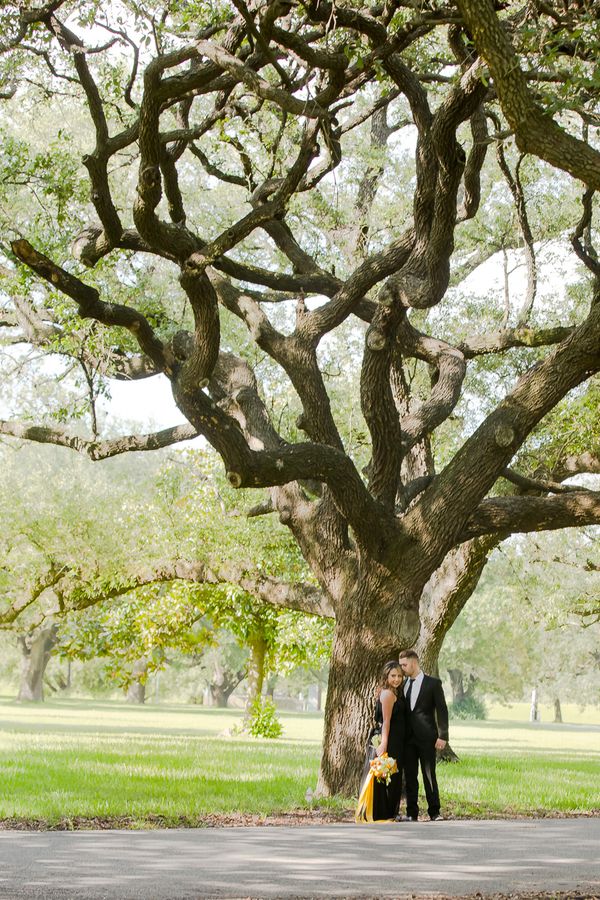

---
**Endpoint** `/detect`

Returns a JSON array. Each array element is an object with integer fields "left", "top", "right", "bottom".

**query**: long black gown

[{"left": 369, "top": 693, "right": 406, "bottom": 820}]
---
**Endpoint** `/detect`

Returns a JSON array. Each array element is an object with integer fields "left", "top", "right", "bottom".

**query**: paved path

[{"left": 1, "top": 819, "right": 599, "bottom": 899}]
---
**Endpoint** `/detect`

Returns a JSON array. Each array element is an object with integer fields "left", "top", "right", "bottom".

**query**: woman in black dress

[{"left": 371, "top": 660, "right": 406, "bottom": 820}]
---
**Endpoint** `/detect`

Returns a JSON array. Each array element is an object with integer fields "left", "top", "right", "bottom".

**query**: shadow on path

[{"left": 0, "top": 818, "right": 599, "bottom": 899}]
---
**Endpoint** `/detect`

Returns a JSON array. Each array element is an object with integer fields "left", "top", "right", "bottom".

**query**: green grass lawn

[{"left": 0, "top": 697, "right": 598, "bottom": 827}]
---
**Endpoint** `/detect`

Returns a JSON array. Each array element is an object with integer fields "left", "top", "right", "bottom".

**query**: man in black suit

[{"left": 398, "top": 648, "right": 449, "bottom": 821}]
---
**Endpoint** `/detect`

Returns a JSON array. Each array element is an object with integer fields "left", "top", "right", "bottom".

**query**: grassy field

[
  {"left": 485, "top": 701, "right": 600, "bottom": 726},
  {"left": 0, "top": 697, "right": 598, "bottom": 827}
]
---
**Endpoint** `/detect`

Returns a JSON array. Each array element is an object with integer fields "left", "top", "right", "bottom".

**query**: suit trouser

[{"left": 404, "top": 739, "right": 440, "bottom": 819}]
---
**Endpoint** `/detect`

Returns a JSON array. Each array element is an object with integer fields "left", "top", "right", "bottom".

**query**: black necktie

[{"left": 406, "top": 678, "right": 415, "bottom": 709}]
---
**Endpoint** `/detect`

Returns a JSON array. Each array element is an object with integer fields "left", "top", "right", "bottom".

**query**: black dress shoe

[{"left": 394, "top": 815, "right": 418, "bottom": 821}]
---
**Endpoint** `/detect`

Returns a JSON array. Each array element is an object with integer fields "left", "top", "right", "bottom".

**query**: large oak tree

[{"left": 1, "top": 0, "right": 599, "bottom": 794}]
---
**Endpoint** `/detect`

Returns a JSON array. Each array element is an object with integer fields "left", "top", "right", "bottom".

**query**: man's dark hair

[{"left": 398, "top": 649, "right": 419, "bottom": 661}]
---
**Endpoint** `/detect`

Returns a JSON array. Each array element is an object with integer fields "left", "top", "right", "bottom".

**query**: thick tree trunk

[
  {"left": 17, "top": 625, "right": 58, "bottom": 702},
  {"left": 317, "top": 577, "right": 419, "bottom": 796},
  {"left": 244, "top": 633, "right": 267, "bottom": 717},
  {"left": 553, "top": 696, "right": 562, "bottom": 723},
  {"left": 126, "top": 657, "right": 149, "bottom": 704}
]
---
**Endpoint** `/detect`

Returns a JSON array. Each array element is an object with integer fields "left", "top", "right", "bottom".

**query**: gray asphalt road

[{"left": 0, "top": 819, "right": 599, "bottom": 899}]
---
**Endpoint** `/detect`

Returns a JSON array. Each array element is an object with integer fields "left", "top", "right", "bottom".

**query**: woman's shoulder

[{"left": 379, "top": 688, "right": 396, "bottom": 703}]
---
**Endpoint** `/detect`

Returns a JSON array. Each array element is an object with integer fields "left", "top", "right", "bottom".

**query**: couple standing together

[{"left": 367, "top": 649, "right": 449, "bottom": 822}]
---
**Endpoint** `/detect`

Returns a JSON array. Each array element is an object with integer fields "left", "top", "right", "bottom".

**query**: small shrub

[
  {"left": 449, "top": 696, "right": 487, "bottom": 720},
  {"left": 247, "top": 697, "right": 283, "bottom": 739}
]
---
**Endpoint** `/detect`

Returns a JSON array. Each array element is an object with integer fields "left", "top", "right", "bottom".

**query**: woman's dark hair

[{"left": 376, "top": 659, "right": 403, "bottom": 696}]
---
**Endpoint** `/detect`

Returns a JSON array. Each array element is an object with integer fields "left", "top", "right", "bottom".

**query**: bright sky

[{"left": 103, "top": 373, "right": 188, "bottom": 431}]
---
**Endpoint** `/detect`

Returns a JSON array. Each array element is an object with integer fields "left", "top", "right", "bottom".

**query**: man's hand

[{"left": 435, "top": 738, "right": 447, "bottom": 751}]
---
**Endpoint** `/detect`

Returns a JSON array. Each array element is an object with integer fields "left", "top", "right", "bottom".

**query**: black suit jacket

[{"left": 405, "top": 674, "right": 449, "bottom": 745}]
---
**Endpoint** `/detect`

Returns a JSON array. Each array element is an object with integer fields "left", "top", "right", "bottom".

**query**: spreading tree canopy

[{"left": 1, "top": 0, "right": 599, "bottom": 793}]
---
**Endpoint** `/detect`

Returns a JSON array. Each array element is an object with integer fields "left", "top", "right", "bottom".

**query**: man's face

[{"left": 399, "top": 656, "right": 418, "bottom": 678}]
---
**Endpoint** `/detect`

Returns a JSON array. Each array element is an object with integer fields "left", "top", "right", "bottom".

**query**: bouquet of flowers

[
  {"left": 355, "top": 752, "right": 399, "bottom": 822},
  {"left": 369, "top": 753, "right": 398, "bottom": 786}
]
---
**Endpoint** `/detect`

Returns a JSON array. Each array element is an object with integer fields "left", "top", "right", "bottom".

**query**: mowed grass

[
  {"left": 0, "top": 697, "right": 598, "bottom": 826},
  {"left": 0, "top": 700, "right": 325, "bottom": 824},
  {"left": 439, "top": 718, "right": 600, "bottom": 817}
]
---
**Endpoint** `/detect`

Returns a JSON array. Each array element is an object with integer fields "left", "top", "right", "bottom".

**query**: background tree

[
  {"left": 0, "top": 0, "right": 599, "bottom": 793},
  {"left": 15, "top": 623, "right": 58, "bottom": 702},
  {"left": 0, "top": 441, "right": 330, "bottom": 706},
  {"left": 441, "top": 530, "right": 600, "bottom": 718}
]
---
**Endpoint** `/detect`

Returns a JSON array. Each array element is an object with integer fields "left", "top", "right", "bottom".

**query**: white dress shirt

[{"left": 404, "top": 670, "right": 424, "bottom": 710}]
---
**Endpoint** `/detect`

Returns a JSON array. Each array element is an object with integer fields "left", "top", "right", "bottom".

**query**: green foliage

[
  {"left": 246, "top": 696, "right": 283, "bottom": 739},
  {"left": 59, "top": 584, "right": 213, "bottom": 690},
  {"left": 441, "top": 531, "right": 600, "bottom": 704},
  {"left": 0, "top": 437, "right": 331, "bottom": 703},
  {"left": 449, "top": 696, "right": 487, "bottom": 721},
  {"left": 519, "top": 379, "right": 600, "bottom": 477},
  {"left": 0, "top": 127, "right": 84, "bottom": 232}
]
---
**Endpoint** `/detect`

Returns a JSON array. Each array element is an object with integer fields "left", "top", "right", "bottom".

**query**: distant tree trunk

[
  {"left": 209, "top": 657, "right": 245, "bottom": 708},
  {"left": 126, "top": 657, "right": 149, "bottom": 704},
  {"left": 307, "top": 669, "right": 326, "bottom": 711},
  {"left": 17, "top": 624, "right": 58, "bottom": 702},
  {"left": 530, "top": 687, "right": 539, "bottom": 722},
  {"left": 244, "top": 633, "right": 268, "bottom": 718},
  {"left": 44, "top": 669, "right": 70, "bottom": 694},
  {"left": 553, "top": 696, "right": 563, "bottom": 723},
  {"left": 448, "top": 668, "right": 466, "bottom": 702},
  {"left": 447, "top": 668, "right": 477, "bottom": 703},
  {"left": 265, "top": 674, "right": 277, "bottom": 700}
]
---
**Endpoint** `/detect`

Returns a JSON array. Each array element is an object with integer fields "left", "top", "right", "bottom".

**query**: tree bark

[
  {"left": 16, "top": 625, "right": 58, "bottom": 702},
  {"left": 316, "top": 576, "right": 419, "bottom": 796}
]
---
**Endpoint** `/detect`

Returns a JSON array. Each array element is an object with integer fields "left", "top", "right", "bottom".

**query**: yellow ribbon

[
  {"left": 355, "top": 753, "right": 399, "bottom": 823},
  {"left": 354, "top": 770, "right": 375, "bottom": 823}
]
